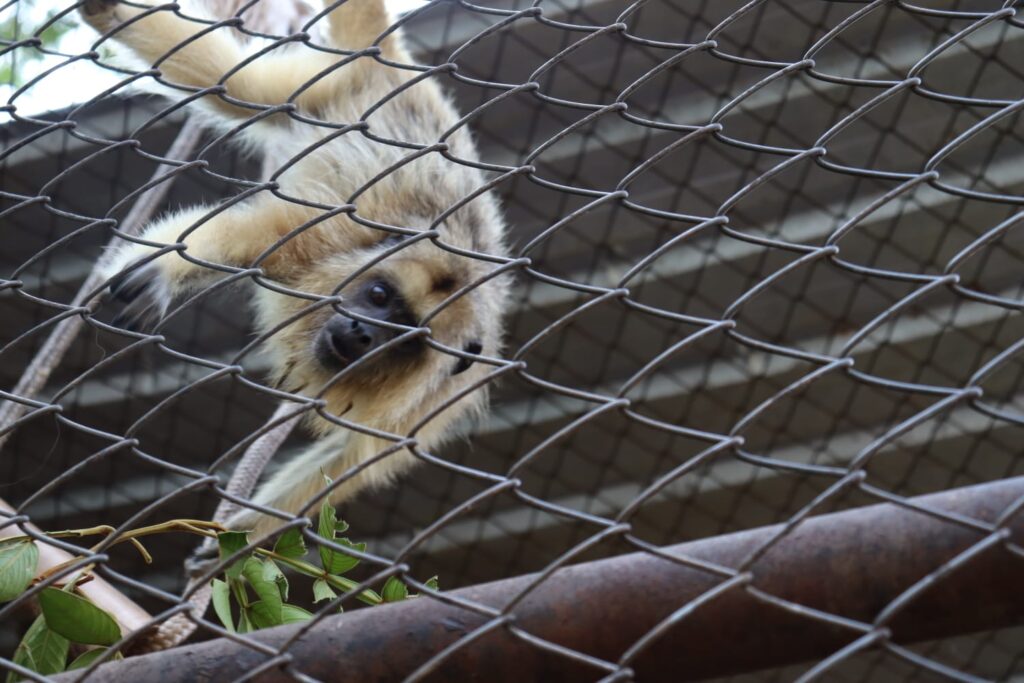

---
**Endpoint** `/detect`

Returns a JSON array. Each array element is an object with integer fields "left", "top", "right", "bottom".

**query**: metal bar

[{"left": 74, "top": 476, "right": 1024, "bottom": 682}]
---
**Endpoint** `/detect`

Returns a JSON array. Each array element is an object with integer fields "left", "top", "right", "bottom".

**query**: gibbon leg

[
  {"left": 226, "top": 398, "right": 466, "bottom": 537},
  {"left": 80, "top": 0, "right": 367, "bottom": 118},
  {"left": 104, "top": 194, "right": 321, "bottom": 326},
  {"left": 227, "top": 428, "right": 425, "bottom": 538},
  {"left": 224, "top": 429, "right": 380, "bottom": 537}
]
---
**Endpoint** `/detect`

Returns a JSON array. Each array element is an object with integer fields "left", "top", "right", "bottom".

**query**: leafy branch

[
  {"left": 0, "top": 6, "right": 77, "bottom": 89},
  {"left": 1, "top": 490, "right": 436, "bottom": 680},
  {"left": 209, "top": 487, "right": 436, "bottom": 633}
]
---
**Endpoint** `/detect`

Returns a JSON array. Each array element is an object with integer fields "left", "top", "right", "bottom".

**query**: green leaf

[
  {"left": 248, "top": 601, "right": 280, "bottom": 629},
  {"left": 242, "top": 559, "right": 282, "bottom": 625},
  {"left": 67, "top": 648, "right": 121, "bottom": 671},
  {"left": 334, "top": 519, "right": 349, "bottom": 534},
  {"left": 312, "top": 578, "right": 336, "bottom": 604},
  {"left": 248, "top": 598, "right": 312, "bottom": 629},
  {"left": 316, "top": 497, "right": 363, "bottom": 574},
  {"left": 273, "top": 528, "right": 306, "bottom": 560},
  {"left": 253, "top": 557, "right": 286, "bottom": 602},
  {"left": 211, "top": 579, "right": 235, "bottom": 633},
  {"left": 0, "top": 539, "right": 38, "bottom": 602},
  {"left": 217, "top": 531, "right": 250, "bottom": 580},
  {"left": 7, "top": 614, "right": 69, "bottom": 682},
  {"left": 381, "top": 577, "right": 408, "bottom": 603},
  {"left": 39, "top": 11, "right": 76, "bottom": 48},
  {"left": 322, "top": 538, "right": 366, "bottom": 576},
  {"left": 317, "top": 497, "right": 338, "bottom": 563},
  {"left": 38, "top": 588, "right": 120, "bottom": 646},
  {"left": 281, "top": 604, "right": 313, "bottom": 624},
  {"left": 424, "top": 576, "right": 440, "bottom": 591}
]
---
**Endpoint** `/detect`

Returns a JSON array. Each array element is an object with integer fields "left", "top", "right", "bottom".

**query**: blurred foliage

[{"left": 1, "top": 3, "right": 78, "bottom": 88}]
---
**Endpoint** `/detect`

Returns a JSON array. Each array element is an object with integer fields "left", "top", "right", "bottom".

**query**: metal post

[{"left": 66, "top": 477, "right": 1024, "bottom": 682}]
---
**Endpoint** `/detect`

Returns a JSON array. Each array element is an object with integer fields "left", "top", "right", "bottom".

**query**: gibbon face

[
  {"left": 312, "top": 278, "right": 425, "bottom": 374},
  {"left": 262, "top": 234, "right": 493, "bottom": 424}
]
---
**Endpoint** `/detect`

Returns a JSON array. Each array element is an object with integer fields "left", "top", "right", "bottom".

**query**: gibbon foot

[
  {"left": 106, "top": 260, "right": 173, "bottom": 332},
  {"left": 80, "top": 0, "right": 119, "bottom": 19}
]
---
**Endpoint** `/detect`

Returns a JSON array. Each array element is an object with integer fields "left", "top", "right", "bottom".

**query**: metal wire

[{"left": 2, "top": 0, "right": 1024, "bottom": 680}]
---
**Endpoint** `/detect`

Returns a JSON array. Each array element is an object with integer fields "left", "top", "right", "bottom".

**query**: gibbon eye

[{"left": 367, "top": 282, "right": 392, "bottom": 307}]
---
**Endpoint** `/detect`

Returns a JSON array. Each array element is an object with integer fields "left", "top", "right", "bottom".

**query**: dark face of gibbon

[
  {"left": 267, "top": 236, "right": 494, "bottom": 419},
  {"left": 312, "top": 277, "right": 426, "bottom": 373}
]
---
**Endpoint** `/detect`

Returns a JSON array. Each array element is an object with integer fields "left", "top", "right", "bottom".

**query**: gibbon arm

[
  {"left": 225, "top": 429, "right": 379, "bottom": 537},
  {"left": 105, "top": 193, "right": 322, "bottom": 323},
  {"left": 81, "top": 0, "right": 405, "bottom": 120},
  {"left": 227, "top": 407, "right": 461, "bottom": 538}
]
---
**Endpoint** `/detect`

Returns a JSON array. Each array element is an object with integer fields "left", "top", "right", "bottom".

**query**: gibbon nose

[{"left": 324, "top": 315, "right": 385, "bottom": 363}]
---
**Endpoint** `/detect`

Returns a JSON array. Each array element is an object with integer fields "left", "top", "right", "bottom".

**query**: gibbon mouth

[
  {"left": 315, "top": 313, "right": 394, "bottom": 372},
  {"left": 314, "top": 327, "right": 355, "bottom": 372},
  {"left": 314, "top": 307, "right": 430, "bottom": 373}
]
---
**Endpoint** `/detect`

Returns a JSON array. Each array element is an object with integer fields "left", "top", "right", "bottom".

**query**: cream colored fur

[{"left": 80, "top": 0, "right": 510, "bottom": 536}]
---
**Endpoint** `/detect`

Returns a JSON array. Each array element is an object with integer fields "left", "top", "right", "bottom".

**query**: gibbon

[{"left": 79, "top": 0, "right": 510, "bottom": 536}]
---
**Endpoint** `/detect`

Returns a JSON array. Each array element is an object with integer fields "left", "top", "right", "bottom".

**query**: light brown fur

[{"left": 81, "top": 0, "right": 509, "bottom": 536}]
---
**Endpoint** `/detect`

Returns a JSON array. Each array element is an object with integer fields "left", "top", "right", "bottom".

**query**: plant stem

[
  {"left": 16, "top": 520, "right": 384, "bottom": 606},
  {"left": 256, "top": 548, "right": 382, "bottom": 606}
]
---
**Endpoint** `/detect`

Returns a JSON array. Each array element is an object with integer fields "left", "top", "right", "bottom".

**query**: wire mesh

[{"left": 2, "top": 0, "right": 1024, "bottom": 680}]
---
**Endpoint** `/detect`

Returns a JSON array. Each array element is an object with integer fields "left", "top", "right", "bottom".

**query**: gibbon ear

[{"left": 452, "top": 340, "right": 483, "bottom": 375}]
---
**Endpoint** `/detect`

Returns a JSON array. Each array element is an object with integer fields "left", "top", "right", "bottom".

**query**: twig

[{"left": 0, "top": 498, "right": 153, "bottom": 638}]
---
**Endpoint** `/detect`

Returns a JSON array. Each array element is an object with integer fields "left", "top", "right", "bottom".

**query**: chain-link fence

[{"left": 2, "top": 0, "right": 1024, "bottom": 680}]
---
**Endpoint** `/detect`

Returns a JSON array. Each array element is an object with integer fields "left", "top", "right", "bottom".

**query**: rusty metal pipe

[{"left": 77, "top": 477, "right": 1024, "bottom": 682}]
